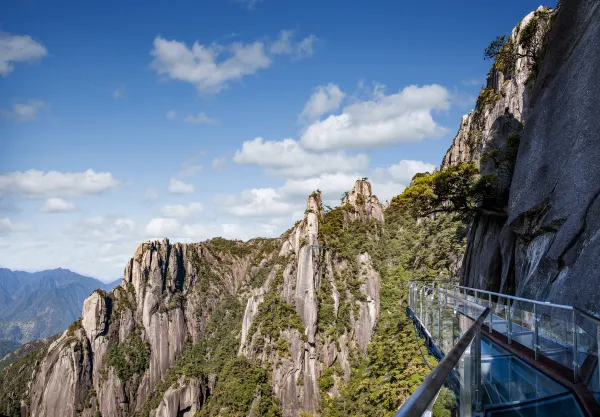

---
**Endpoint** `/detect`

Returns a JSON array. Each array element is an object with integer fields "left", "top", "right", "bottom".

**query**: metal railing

[
  {"left": 396, "top": 282, "right": 490, "bottom": 417},
  {"left": 439, "top": 283, "right": 600, "bottom": 386}
]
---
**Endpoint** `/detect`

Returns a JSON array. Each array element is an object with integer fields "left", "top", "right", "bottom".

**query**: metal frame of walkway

[{"left": 396, "top": 281, "right": 600, "bottom": 417}]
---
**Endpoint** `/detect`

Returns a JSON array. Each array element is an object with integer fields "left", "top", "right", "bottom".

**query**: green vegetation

[
  {"left": 138, "top": 296, "right": 247, "bottom": 416},
  {"left": 321, "top": 205, "right": 467, "bottom": 416},
  {"left": 392, "top": 163, "right": 497, "bottom": 218},
  {"left": 104, "top": 330, "right": 150, "bottom": 384},
  {"left": 484, "top": 8, "right": 553, "bottom": 84},
  {"left": 206, "top": 237, "right": 252, "bottom": 258},
  {"left": 248, "top": 283, "right": 306, "bottom": 354},
  {"left": 0, "top": 339, "right": 52, "bottom": 417},
  {"left": 476, "top": 87, "right": 502, "bottom": 107},
  {"left": 66, "top": 317, "right": 83, "bottom": 336},
  {"left": 198, "top": 357, "right": 281, "bottom": 417}
]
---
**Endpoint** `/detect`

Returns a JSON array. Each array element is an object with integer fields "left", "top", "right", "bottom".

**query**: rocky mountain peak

[{"left": 342, "top": 179, "right": 385, "bottom": 223}]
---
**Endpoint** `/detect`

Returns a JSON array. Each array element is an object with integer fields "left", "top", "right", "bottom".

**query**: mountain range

[{"left": 0, "top": 268, "right": 120, "bottom": 347}]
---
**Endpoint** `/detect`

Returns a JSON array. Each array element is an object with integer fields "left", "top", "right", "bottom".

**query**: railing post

[
  {"left": 474, "top": 328, "right": 482, "bottom": 412},
  {"left": 438, "top": 287, "right": 442, "bottom": 343},
  {"left": 534, "top": 303, "right": 539, "bottom": 360},
  {"left": 507, "top": 299, "right": 512, "bottom": 344},
  {"left": 572, "top": 309, "right": 579, "bottom": 383},
  {"left": 489, "top": 293, "right": 493, "bottom": 334}
]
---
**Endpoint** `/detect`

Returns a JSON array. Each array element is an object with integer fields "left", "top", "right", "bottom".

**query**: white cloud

[
  {"left": 0, "top": 169, "right": 120, "bottom": 198},
  {"left": 150, "top": 30, "right": 316, "bottom": 93},
  {"left": 176, "top": 152, "right": 205, "bottom": 177},
  {"left": 64, "top": 215, "right": 137, "bottom": 243},
  {"left": 373, "top": 160, "right": 436, "bottom": 184},
  {"left": 41, "top": 198, "right": 75, "bottom": 213},
  {"left": 299, "top": 83, "right": 345, "bottom": 122},
  {"left": 233, "top": 137, "right": 369, "bottom": 178},
  {"left": 166, "top": 110, "right": 178, "bottom": 120},
  {"left": 216, "top": 188, "right": 297, "bottom": 218},
  {"left": 146, "top": 218, "right": 181, "bottom": 236},
  {"left": 279, "top": 173, "right": 358, "bottom": 200},
  {"left": 168, "top": 178, "right": 195, "bottom": 194},
  {"left": 270, "top": 30, "right": 317, "bottom": 60},
  {"left": 151, "top": 36, "right": 271, "bottom": 93},
  {"left": 300, "top": 84, "right": 451, "bottom": 151},
  {"left": 0, "top": 218, "right": 28, "bottom": 235},
  {"left": 212, "top": 156, "right": 227, "bottom": 170},
  {"left": 160, "top": 202, "right": 203, "bottom": 218},
  {"left": 0, "top": 32, "right": 48, "bottom": 76},
  {"left": 113, "top": 87, "right": 125, "bottom": 99},
  {"left": 184, "top": 112, "right": 218, "bottom": 124},
  {"left": 144, "top": 218, "right": 278, "bottom": 241},
  {"left": 0, "top": 99, "right": 45, "bottom": 122},
  {"left": 294, "top": 35, "right": 317, "bottom": 60},
  {"left": 370, "top": 159, "right": 437, "bottom": 202}
]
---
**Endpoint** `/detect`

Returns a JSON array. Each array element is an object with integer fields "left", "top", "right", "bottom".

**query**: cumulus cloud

[
  {"left": 146, "top": 218, "right": 181, "bottom": 236},
  {"left": 184, "top": 112, "right": 218, "bottom": 124},
  {"left": 41, "top": 198, "right": 75, "bottom": 213},
  {"left": 64, "top": 216, "right": 136, "bottom": 243},
  {"left": 150, "top": 30, "right": 316, "bottom": 93},
  {"left": 300, "top": 84, "right": 451, "bottom": 151},
  {"left": 145, "top": 218, "right": 278, "bottom": 241},
  {"left": 0, "top": 218, "right": 28, "bottom": 235},
  {"left": 299, "top": 83, "right": 345, "bottom": 122},
  {"left": 233, "top": 137, "right": 368, "bottom": 178},
  {"left": 160, "top": 202, "right": 203, "bottom": 218},
  {"left": 0, "top": 32, "right": 48, "bottom": 76},
  {"left": 279, "top": 173, "right": 358, "bottom": 200},
  {"left": 215, "top": 188, "right": 297, "bottom": 218},
  {"left": 0, "top": 99, "right": 45, "bottom": 122},
  {"left": 168, "top": 178, "right": 195, "bottom": 194},
  {"left": 372, "top": 160, "right": 436, "bottom": 184},
  {"left": 270, "top": 30, "right": 317, "bottom": 59},
  {"left": 0, "top": 169, "right": 120, "bottom": 198}
]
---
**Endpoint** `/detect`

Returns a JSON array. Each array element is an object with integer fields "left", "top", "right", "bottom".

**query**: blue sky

[{"left": 0, "top": 0, "right": 548, "bottom": 281}]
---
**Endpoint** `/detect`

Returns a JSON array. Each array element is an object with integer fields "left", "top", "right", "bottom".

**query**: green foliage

[
  {"left": 206, "top": 237, "right": 251, "bottom": 258},
  {"left": 484, "top": 35, "right": 507, "bottom": 61},
  {"left": 321, "top": 207, "right": 466, "bottom": 416},
  {"left": 392, "top": 163, "right": 489, "bottom": 218},
  {"left": 432, "top": 387, "right": 458, "bottom": 417},
  {"left": 476, "top": 88, "right": 502, "bottom": 108},
  {"left": 139, "top": 296, "right": 246, "bottom": 416},
  {"left": 197, "top": 357, "right": 281, "bottom": 417},
  {"left": 0, "top": 339, "right": 52, "bottom": 417},
  {"left": 67, "top": 317, "right": 83, "bottom": 336},
  {"left": 485, "top": 35, "right": 517, "bottom": 74},
  {"left": 248, "top": 291, "right": 306, "bottom": 352},
  {"left": 104, "top": 330, "right": 150, "bottom": 384}
]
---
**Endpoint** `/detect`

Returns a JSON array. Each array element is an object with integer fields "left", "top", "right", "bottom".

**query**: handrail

[
  {"left": 394, "top": 305, "right": 490, "bottom": 417},
  {"left": 451, "top": 284, "right": 600, "bottom": 325},
  {"left": 417, "top": 284, "right": 486, "bottom": 312},
  {"left": 452, "top": 284, "right": 574, "bottom": 310}
]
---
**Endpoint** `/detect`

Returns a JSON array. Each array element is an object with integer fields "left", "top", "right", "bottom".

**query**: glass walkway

[{"left": 396, "top": 282, "right": 600, "bottom": 417}]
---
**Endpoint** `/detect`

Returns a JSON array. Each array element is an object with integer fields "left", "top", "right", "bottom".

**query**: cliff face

[
  {"left": 17, "top": 181, "right": 384, "bottom": 417},
  {"left": 239, "top": 187, "right": 381, "bottom": 416},
  {"left": 444, "top": 0, "right": 600, "bottom": 314},
  {"left": 501, "top": 0, "right": 600, "bottom": 311}
]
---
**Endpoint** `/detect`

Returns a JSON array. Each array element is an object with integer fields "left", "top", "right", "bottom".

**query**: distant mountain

[
  {"left": 0, "top": 340, "right": 19, "bottom": 359},
  {"left": 0, "top": 268, "right": 120, "bottom": 344}
]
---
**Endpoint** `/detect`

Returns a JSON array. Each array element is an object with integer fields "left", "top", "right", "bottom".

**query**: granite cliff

[{"left": 441, "top": 0, "right": 600, "bottom": 316}]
